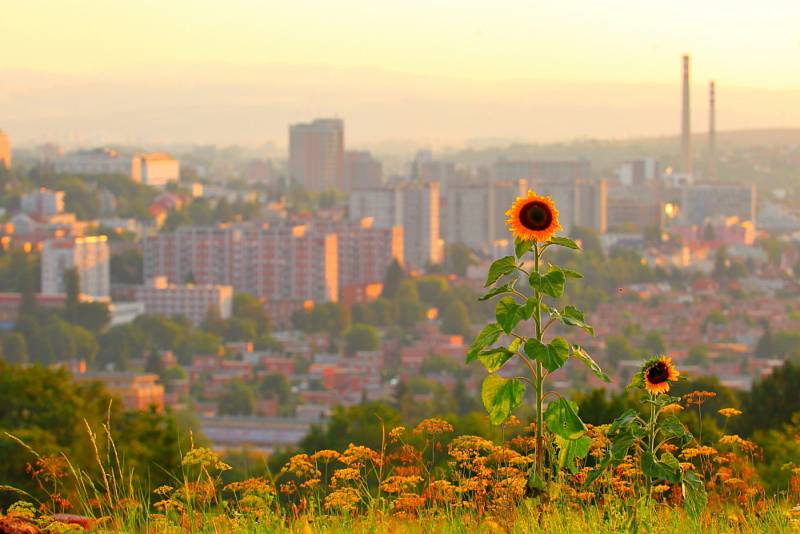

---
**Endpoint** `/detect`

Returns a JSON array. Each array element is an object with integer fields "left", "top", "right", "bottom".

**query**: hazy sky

[{"left": 2, "top": 1, "right": 800, "bottom": 147}]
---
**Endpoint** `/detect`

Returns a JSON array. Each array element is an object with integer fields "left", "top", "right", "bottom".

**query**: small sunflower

[
  {"left": 640, "top": 356, "right": 680, "bottom": 395},
  {"left": 506, "top": 190, "right": 561, "bottom": 243}
]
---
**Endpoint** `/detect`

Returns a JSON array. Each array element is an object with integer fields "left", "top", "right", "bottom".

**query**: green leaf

[
  {"left": 481, "top": 374, "right": 526, "bottom": 425},
  {"left": 515, "top": 238, "right": 533, "bottom": 259},
  {"left": 560, "top": 268, "right": 583, "bottom": 279},
  {"left": 495, "top": 297, "right": 522, "bottom": 334},
  {"left": 641, "top": 451, "right": 681, "bottom": 484},
  {"left": 477, "top": 347, "right": 514, "bottom": 373},
  {"left": 548, "top": 236, "right": 580, "bottom": 250},
  {"left": 571, "top": 345, "right": 609, "bottom": 382},
  {"left": 682, "top": 470, "right": 707, "bottom": 519},
  {"left": 609, "top": 431, "right": 637, "bottom": 460},
  {"left": 524, "top": 337, "right": 570, "bottom": 373},
  {"left": 467, "top": 323, "right": 503, "bottom": 362},
  {"left": 608, "top": 409, "right": 638, "bottom": 435},
  {"left": 529, "top": 269, "right": 566, "bottom": 298},
  {"left": 560, "top": 306, "right": 594, "bottom": 335},
  {"left": 519, "top": 298, "right": 540, "bottom": 320},
  {"left": 478, "top": 281, "right": 515, "bottom": 301},
  {"left": 544, "top": 398, "right": 587, "bottom": 440},
  {"left": 484, "top": 256, "right": 517, "bottom": 287},
  {"left": 584, "top": 456, "right": 612, "bottom": 487},
  {"left": 556, "top": 434, "right": 591, "bottom": 474}
]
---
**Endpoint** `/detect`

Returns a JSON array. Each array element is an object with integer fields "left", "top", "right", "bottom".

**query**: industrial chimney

[
  {"left": 709, "top": 80, "right": 716, "bottom": 178},
  {"left": 681, "top": 54, "right": 692, "bottom": 176}
]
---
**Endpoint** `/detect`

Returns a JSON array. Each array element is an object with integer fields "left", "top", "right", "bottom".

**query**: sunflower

[
  {"left": 506, "top": 190, "right": 561, "bottom": 242},
  {"left": 641, "top": 357, "right": 680, "bottom": 395}
]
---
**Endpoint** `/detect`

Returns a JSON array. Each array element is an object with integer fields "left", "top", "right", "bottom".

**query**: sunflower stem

[{"left": 533, "top": 243, "right": 545, "bottom": 481}]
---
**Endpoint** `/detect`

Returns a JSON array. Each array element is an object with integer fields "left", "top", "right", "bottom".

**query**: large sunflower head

[
  {"left": 506, "top": 190, "right": 561, "bottom": 243},
  {"left": 638, "top": 356, "right": 680, "bottom": 395}
]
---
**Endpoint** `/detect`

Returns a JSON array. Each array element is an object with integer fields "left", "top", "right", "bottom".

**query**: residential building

[
  {"left": 41, "top": 236, "right": 110, "bottom": 299},
  {"left": 494, "top": 159, "right": 591, "bottom": 183},
  {"left": 349, "top": 182, "right": 443, "bottom": 268},
  {"left": 680, "top": 183, "right": 757, "bottom": 226},
  {"left": 444, "top": 180, "right": 527, "bottom": 249},
  {"left": 344, "top": 150, "right": 383, "bottom": 189},
  {"left": 76, "top": 372, "right": 164, "bottom": 411},
  {"left": 617, "top": 158, "right": 660, "bottom": 185},
  {"left": 530, "top": 178, "right": 608, "bottom": 234},
  {"left": 143, "top": 222, "right": 339, "bottom": 306},
  {"left": 289, "top": 118, "right": 344, "bottom": 191},
  {"left": 135, "top": 276, "right": 233, "bottom": 326},
  {"left": 20, "top": 188, "right": 65, "bottom": 218},
  {"left": 55, "top": 148, "right": 179, "bottom": 186},
  {"left": 0, "top": 130, "right": 10, "bottom": 169},
  {"left": 131, "top": 153, "right": 180, "bottom": 187}
]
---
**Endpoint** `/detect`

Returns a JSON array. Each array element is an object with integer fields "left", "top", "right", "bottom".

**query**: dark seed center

[
  {"left": 519, "top": 201, "right": 553, "bottom": 232},
  {"left": 646, "top": 362, "right": 669, "bottom": 384}
]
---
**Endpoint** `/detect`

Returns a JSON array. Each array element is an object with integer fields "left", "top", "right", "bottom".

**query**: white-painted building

[
  {"left": 21, "top": 188, "right": 65, "bottom": 217},
  {"left": 42, "top": 236, "right": 110, "bottom": 299}
]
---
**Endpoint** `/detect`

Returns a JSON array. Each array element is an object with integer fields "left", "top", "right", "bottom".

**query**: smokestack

[
  {"left": 681, "top": 54, "right": 692, "bottom": 176},
  {"left": 709, "top": 81, "right": 716, "bottom": 178}
]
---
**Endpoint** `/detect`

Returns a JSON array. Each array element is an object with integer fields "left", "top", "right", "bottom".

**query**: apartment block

[
  {"left": 289, "top": 119, "right": 344, "bottom": 191},
  {"left": 135, "top": 276, "right": 233, "bottom": 326},
  {"left": 42, "top": 236, "right": 110, "bottom": 299}
]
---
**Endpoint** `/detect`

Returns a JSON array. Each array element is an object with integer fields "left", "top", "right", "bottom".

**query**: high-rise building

[
  {"left": 617, "top": 158, "right": 660, "bottom": 186},
  {"left": 0, "top": 130, "right": 10, "bottom": 169},
  {"left": 143, "top": 222, "right": 341, "bottom": 305},
  {"left": 21, "top": 188, "right": 65, "bottom": 218},
  {"left": 344, "top": 150, "right": 383, "bottom": 189},
  {"left": 289, "top": 119, "right": 345, "bottom": 191},
  {"left": 680, "top": 184, "right": 756, "bottom": 226},
  {"left": 494, "top": 159, "right": 591, "bottom": 183},
  {"left": 444, "top": 180, "right": 527, "bottom": 249},
  {"left": 349, "top": 182, "right": 443, "bottom": 268},
  {"left": 531, "top": 178, "right": 608, "bottom": 235},
  {"left": 42, "top": 236, "right": 110, "bottom": 299}
]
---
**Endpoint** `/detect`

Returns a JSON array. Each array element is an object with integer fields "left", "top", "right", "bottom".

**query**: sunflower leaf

[
  {"left": 515, "top": 238, "right": 534, "bottom": 259},
  {"left": 495, "top": 297, "right": 523, "bottom": 334},
  {"left": 682, "top": 470, "right": 708, "bottom": 519},
  {"left": 641, "top": 451, "right": 681, "bottom": 484},
  {"left": 481, "top": 374, "right": 526, "bottom": 425},
  {"left": 571, "top": 344, "right": 609, "bottom": 382},
  {"left": 524, "top": 337, "right": 570, "bottom": 373},
  {"left": 467, "top": 323, "right": 503, "bottom": 362},
  {"left": 560, "top": 306, "right": 594, "bottom": 335},
  {"left": 478, "top": 281, "right": 516, "bottom": 301},
  {"left": 484, "top": 256, "right": 517, "bottom": 287},
  {"left": 548, "top": 236, "right": 580, "bottom": 250},
  {"left": 559, "top": 268, "right": 583, "bottom": 279},
  {"left": 544, "top": 398, "right": 587, "bottom": 440},
  {"left": 529, "top": 269, "right": 566, "bottom": 298},
  {"left": 556, "top": 434, "right": 592, "bottom": 474},
  {"left": 477, "top": 347, "right": 515, "bottom": 373}
]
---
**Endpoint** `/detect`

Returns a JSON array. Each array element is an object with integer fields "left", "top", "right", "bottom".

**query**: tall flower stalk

[{"left": 468, "top": 190, "right": 609, "bottom": 485}]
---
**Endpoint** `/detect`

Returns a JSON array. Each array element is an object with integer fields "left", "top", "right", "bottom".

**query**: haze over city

[{"left": 3, "top": 0, "right": 800, "bottom": 146}]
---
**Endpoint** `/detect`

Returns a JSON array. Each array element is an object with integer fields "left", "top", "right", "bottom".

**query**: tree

[
  {"left": 110, "top": 249, "right": 144, "bottom": 284},
  {"left": 134, "top": 315, "right": 186, "bottom": 351},
  {"left": 218, "top": 380, "right": 256, "bottom": 416},
  {"left": 232, "top": 293, "right": 270, "bottom": 336},
  {"left": 445, "top": 243, "right": 475, "bottom": 277},
  {"left": 605, "top": 335, "right": 640, "bottom": 366},
  {"left": 1, "top": 332, "right": 28, "bottom": 364},
  {"left": 685, "top": 344, "right": 708, "bottom": 365},
  {"left": 64, "top": 268, "right": 80, "bottom": 311},
  {"left": 738, "top": 362, "right": 800, "bottom": 436},
  {"left": 344, "top": 323, "right": 380, "bottom": 356},
  {"left": 259, "top": 373, "right": 292, "bottom": 406},
  {"left": 754, "top": 321, "right": 774, "bottom": 359},
  {"left": 16, "top": 316, "right": 54, "bottom": 365},
  {"left": 98, "top": 323, "right": 147, "bottom": 370},
  {"left": 440, "top": 300, "right": 472, "bottom": 337},
  {"left": 381, "top": 259, "right": 406, "bottom": 299},
  {"left": 642, "top": 330, "right": 667, "bottom": 355},
  {"left": 71, "top": 302, "right": 111, "bottom": 334},
  {"left": 297, "top": 402, "right": 402, "bottom": 456},
  {"left": 178, "top": 330, "right": 221, "bottom": 364}
]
